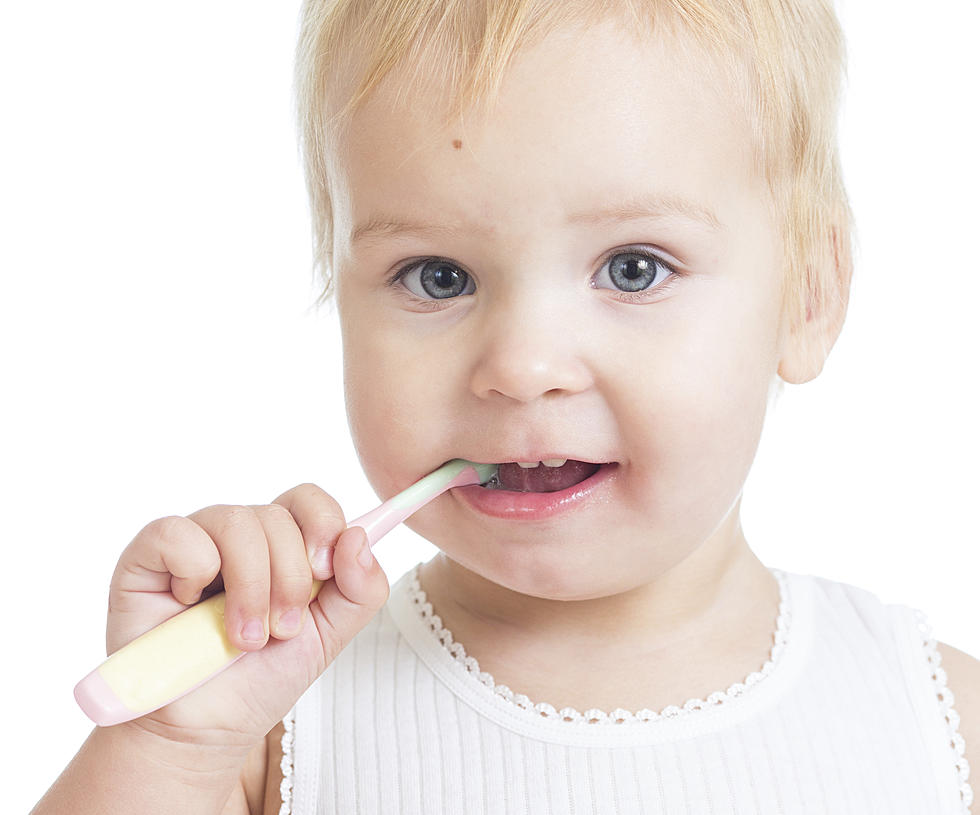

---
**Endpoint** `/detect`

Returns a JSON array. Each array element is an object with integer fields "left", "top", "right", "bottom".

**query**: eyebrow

[
  {"left": 568, "top": 193, "right": 722, "bottom": 233},
  {"left": 351, "top": 217, "right": 466, "bottom": 245},
  {"left": 350, "top": 192, "right": 721, "bottom": 245}
]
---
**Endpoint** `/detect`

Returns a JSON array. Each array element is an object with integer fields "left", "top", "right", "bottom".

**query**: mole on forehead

[{"left": 452, "top": 139, "right": 463, "bottom": 149}]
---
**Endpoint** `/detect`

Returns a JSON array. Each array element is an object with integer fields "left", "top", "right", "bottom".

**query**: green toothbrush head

[
  {"left": 462, "top": 459, "right": 499, "bottom": 485},
  {"left": 381, "top": 459, "right": 498, "bottom": 514}
]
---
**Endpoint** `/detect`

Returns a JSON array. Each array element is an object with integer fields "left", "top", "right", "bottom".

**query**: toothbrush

[{"left": 74, "top": 459, "right": 497, "bottom": 727}]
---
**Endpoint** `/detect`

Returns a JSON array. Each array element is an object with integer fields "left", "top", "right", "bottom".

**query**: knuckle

[
  {"left": 296, "top": 482, "right": 332, "bottom": 501},
  {"left": 214, "top": 504, "right": 260, "bottom": 537},
  {"left": 229, "top": 572, "right": 268, "bottom": 593},
  {"left": 226, "top": 578, "right": 270, "bottom": 610},
  {"left": 278, "top": 484, "right": 346, "bottom": 549},
  {"left": 279, "top": 563, "right": 313, "bottom": 586},
  {"left": 276, "top": 482, "right": 344, "bottom": 531},
  {"left": 138, "top": 515, "right": 194, "bottom": 549},
  {"left": 275, "top": 561, "right": 315, "bottom": 600},
  {"left": 271, "top": 556, "right": 312, "bottom": 590},
  {"left": 290, "top": 483, "right": 344, "bottom": 516},
  {"left": 253, "top": 502, "right": 295, "bottom": 526}
]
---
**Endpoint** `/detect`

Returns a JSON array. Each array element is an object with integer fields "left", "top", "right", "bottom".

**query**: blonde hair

[{"left": 294, "top": 0, "right": 852, "bottom": 339}]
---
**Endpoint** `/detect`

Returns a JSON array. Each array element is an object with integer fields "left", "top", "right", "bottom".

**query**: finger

[
  {"left": 309, "top": 526, "right": 390, "bottom": 665},
  {"left": 108, "top": 516, "right": 222, "bottom": 653},
  {"left": 188, "top": 504, "right": 271, "bottom": 652},
  {"left": 272, "top": 483, "right": 346, "bottom": 582},
  {"left": 250, "top": 503, "right": 313, "bottom": 640},
  {"left": 112, "top": 516, "right": 222, "bottom": 602}
]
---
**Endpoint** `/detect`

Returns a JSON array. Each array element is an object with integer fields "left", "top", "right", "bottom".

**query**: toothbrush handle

[
  {"left": 73, "top": 577, "right": 327, "bottom": 727},
  {"left": 73, "top": 461, "right": 488, "bottom": 726}
]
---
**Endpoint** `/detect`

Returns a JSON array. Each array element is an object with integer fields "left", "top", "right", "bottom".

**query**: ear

[{"left": 777, "top": 225, "right": 853, "bottom": 384}]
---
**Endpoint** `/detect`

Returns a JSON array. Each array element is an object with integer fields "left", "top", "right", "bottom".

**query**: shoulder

[
  {"left": 804, "top": 572, "right": 895, "bottom": 626},
  {"left": 937, "top": 641, "right": 978, "bottom": 794}
]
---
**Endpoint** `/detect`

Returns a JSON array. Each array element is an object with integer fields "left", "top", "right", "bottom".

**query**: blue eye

[
  {"left": 594, "top": 250, "right": 674, "bottom": 294},
  {"left": 394, "top": 259, "right": 476, "bottom": 300}
]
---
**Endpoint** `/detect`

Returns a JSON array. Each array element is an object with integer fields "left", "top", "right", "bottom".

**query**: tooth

[
  {"left": 542, "top": 458, "right": 567, "bottom": 467},
  {"left": 516, "top": 461, "right": 540, "bottom": 468}
]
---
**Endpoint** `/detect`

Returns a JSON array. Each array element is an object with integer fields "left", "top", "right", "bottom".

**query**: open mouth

[
  {"left": 482, "top": 459, "right": 603, "bottom": 493},
  {"left": 453, "top": 459, "right": 619, "bottom": 521}
]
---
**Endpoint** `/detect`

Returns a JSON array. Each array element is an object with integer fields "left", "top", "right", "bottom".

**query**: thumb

[{"left": 310, "top": 525, "right": 390, "bottom": 665}]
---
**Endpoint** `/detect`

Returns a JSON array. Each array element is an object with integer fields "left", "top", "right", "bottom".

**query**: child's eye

[
  {"left": 592, "top": 249, "right": 676, "bottom": 296},
  {"left": 391, "top": 259, "right": 476, "bottom": 300}
]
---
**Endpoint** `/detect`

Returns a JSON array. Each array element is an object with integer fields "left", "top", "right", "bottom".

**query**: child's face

[{"left": 332, "top": 18, "right": 792, "bottom": 600}]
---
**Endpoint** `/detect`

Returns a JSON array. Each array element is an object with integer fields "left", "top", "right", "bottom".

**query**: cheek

[
  {"left": 339, "top": 300, "right": 458, "bottom": 497},
  {"left": 615, "top": 280, "right": 780, "bottom": 516},
  {"left": 683, "top": 300, "right": 777, "bottom": 452}
]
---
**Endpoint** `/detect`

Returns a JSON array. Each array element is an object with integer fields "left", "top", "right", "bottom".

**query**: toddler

[{"left": 33, "top": 0, "right": 977, "bottom": 813}]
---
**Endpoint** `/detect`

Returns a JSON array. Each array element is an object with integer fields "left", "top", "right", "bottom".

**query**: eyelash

[{"left": 386, "top": 247, "right": 681, "bottom": 307}]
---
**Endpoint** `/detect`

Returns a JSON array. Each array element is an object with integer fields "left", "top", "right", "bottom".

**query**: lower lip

[{"left": 452, "top": 462, "right": 619, "bottom": 521}]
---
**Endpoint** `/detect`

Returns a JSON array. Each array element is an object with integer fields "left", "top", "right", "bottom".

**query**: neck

[
  {"left": 416, "top": 510, "right": 781, "bottom": 713},
  {"left": 422, "top": 513, "right": 772, "bottom": 649}
]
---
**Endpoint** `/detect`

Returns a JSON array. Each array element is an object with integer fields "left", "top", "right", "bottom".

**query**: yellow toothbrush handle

[{"left": 74, "top": 581, "right": 323, "bottom": 726}]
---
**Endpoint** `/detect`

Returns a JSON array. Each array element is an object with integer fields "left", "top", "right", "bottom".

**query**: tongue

[{"left": 497, "top": 460, "right": 600, "bottom": 492}]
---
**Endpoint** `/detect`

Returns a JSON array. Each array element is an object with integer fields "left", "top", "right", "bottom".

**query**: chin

[{"left": 452, "top": 541, "right": 639, "bottom": 602}]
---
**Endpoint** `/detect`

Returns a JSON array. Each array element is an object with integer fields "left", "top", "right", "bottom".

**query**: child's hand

[{"left": 105, "top": 483, "right": 389, "bottom": 751}]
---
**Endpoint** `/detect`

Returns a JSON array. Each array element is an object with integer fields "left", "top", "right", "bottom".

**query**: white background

[{"left": 3, "top": 2, "right": 977, "bottom": 810}]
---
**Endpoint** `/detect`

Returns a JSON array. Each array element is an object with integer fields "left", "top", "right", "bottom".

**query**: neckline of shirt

[{"left": 386, "top": 562, "right": 814, "bottom": 747}]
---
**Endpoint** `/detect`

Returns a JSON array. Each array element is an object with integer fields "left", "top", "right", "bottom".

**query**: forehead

[{"left": 332, "top": 16, "right": 766, "bottom": 247}]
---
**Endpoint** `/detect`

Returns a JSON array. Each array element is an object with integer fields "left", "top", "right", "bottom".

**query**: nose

[{"left": 467, "top": 290, "right": 593, "bottom": 403}]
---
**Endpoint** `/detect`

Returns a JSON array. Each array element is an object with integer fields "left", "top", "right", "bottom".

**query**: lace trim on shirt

[
  {"left": 279, "top": 707, "right": 296, "bottom": 815},
  {"left": 408, "top": 566, "right": 790, "bottom": 725},
  {"left": 914, "top": 609, "right": 974, "bottom": 812}
]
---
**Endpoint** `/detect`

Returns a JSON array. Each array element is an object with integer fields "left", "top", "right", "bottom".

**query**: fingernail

[
  {"left": 311, "top": 545, "right": 333, "bottom": 576},
  {"left": 277, "top": 607, "right": 303, "bottom": 635},
  {"left": 241, "top": 618, "right": 266, "bottom": 643},
  {"left": 355, "top": 529, "right": 373, "bottom": 569}
]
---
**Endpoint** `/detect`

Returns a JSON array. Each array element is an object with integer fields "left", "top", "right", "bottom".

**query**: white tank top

[{"left": 280, "top": 565, "right": 971, "bottom": 814}]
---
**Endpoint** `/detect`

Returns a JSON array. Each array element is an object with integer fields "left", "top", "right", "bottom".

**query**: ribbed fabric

[{"left": 283, "top": 566, "right": 970, "bottom": 815}]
